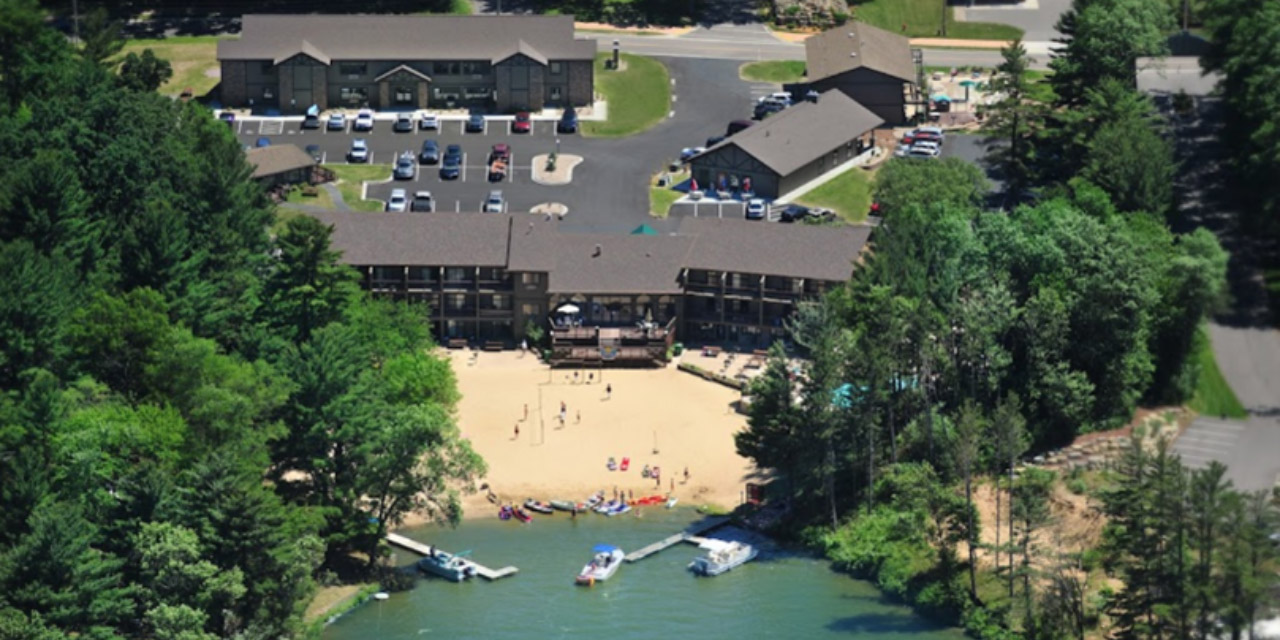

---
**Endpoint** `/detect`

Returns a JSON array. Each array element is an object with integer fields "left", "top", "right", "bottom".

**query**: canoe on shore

[
  {"left": 550, "top": 500, "right": 581, "bottom": 512},
  {"left": 524, "top": 499, "right": 554, "bottom": 514}
]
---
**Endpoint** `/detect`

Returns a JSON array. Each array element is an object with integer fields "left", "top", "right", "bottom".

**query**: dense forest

[
  {"left": 0, "top": 1, "right": 483, "bottom": 637},
  {"left": 737, "top": 0, "right": 1279, "bottom": 637}
]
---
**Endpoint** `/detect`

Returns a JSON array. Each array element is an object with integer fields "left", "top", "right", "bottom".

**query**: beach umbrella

[
  {"left": 931, "top": 94, "right": 952, "bottom": 103},
  {"left": 557, "top": 303, "right": 580, "bottom": 314},
  {"left": 593, "top": 544, "right": 619, "bottom": 553},
  {"left": 958, "top": 80, "right": 977, "bottom": 87}
]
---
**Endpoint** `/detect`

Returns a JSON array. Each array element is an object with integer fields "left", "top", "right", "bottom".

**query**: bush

[{"left": 301, "top": 185, "right": 318, "bottom": 198}]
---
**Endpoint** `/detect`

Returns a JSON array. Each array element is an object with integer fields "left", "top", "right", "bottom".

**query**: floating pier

[
  {"left": 386, "top": 532, "right": 519, "bottom": 580},
  {"left": 624, "top": 516, "right": 731, "bottom": 563}
]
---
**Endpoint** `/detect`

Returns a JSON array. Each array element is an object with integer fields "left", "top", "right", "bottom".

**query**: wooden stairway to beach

[
  {"left": 623, "top": 516, "right": 731, "bottom": 563},
  {"left": 386, "top": 532, "right": 519, "bottom": 580}
]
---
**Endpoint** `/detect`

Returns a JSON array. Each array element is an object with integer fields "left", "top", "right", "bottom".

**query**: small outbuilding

[
  {"left": 688, "top": 90, "right": 883, "bottom": 200},
  {"left": 245, "top": 144, "right": 316, "bottom": 187},
  {"left": 804, "top": 21, "right": 916, "bottom": 125}
]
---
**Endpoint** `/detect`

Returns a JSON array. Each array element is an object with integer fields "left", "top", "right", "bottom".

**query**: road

[{"left": 579, "top": 26, "right": 1049, "bottom": 70}]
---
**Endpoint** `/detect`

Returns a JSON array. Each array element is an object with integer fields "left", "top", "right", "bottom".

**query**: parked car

[
  {"left": 387, "top": 189, "right": 408, "bottom": 212},
  {"left": 466, "top": 114, "right": 486, "bottom": 133},
  {"left": 255, "top": 137, "right": 271, "bottom": 148},
  {"left": 394, "top": 153, "right": 416, "bottom": 180},
  {"left": 753, "top": 101, "right": 785, "bottom": 120},
  {"left": 483, "top": 190, "right": 505, "bottom": 213},
  {"left": 302, "top": 113, "right": 321, "bottom": 129},
  {"left": 393, "top": 113, "right": 414, "bottom": 133},
  {"left": 419, "top": 113, "right": 439, "bottom": 130},
  {"left": 219, "top": 112, "right": 236, "bottom": 126},
  {"left": 410, "top": 190, "right": 435, "bottom": 213},
  {"left": 305, "top": 144, "right": 322, "bottom": 162},
  {"left": 353, "top": 110, "right": 374, "bottom": 131},
  {"left": 557, "top": 108, "right": 578, "bottom": 133},
  {"left": 444, "top": 144, "right": 463, "bottom": 165},
  {"left": 757, "top": 91, "right": 792, "bottom": 106},
  {"left": 348, "top": 139, "right": 369, "bottom": 163},
  {"left": 326, "top": 113, "right": 345, "bottom": 131},
  {"left": 745, "top": 198, "right": 767, "bottom": 220},
  {"left": 912, "top": 131, "right": 943, "bottom": 145},
  {"left": 705, "top": 135, "right": 726, "bottom": 148},
  {"left": 440, "top": 154, "right": 461, "bottom": 180},
  {"left": 490, "top": 143, "right": 511, "bottom": 162},
  {"left": 907, "top": 146, "right": 940, "bottom": 159},
  {"left": 680, "top": 147, "right": 706, "bottom": 162},
  {"left": 419, "top": 139, "right": 440, "bottom": 164},
  {"left": 779, "top": 204, "right": 811, "bottom": 223},
  {"left": 916, "top": 126, "right": 946, "bottom": 142},
  {"left": 726, "top": 120, "right": 753, "bottom": 136},
  {"left": 513, "top": 111, "right": 532, "bottom": 133}
]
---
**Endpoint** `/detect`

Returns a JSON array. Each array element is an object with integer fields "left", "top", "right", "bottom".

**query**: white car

[
  {"left": 745, "top": 198, "right": 767, "bottom": 220},
  {"left": 353, "top": 109, "right": 374, "bottom": 131},
  {"left": 680, "top": 147, "right": 707, "bottom": 162},
  {"left": 907, "top": 146, "right": 940, "bottom": 159},
  {"left": 348, "top": 138, "right": 369, "bottom": 163},
  {"left": 419, "top": 113, "right": 439, "bottom": 130},
  {"left": 484, "top": 190, "right": 505, "bottom": 213},
  {"left": 912, "top": 140, "right": 941, "bottom": 154},
  {"left": 916, "top": 126, "right": 946, "bottom": 142},
  {"left": 326, "top": 113, "right": 346, "bottom": 131},
  {"left": 387, "top": 189, "right": 408, "bottom": 212},
  {"left": 757, "top": 91, "right": 792, "bottom": 106}
]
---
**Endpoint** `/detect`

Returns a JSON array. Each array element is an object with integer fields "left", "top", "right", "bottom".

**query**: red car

[
  {"left": 490, "top": 143, "right": 510, "bottom": 162},
  {"left": 513, "top": 111, "right": 532, "bottom": 133}
]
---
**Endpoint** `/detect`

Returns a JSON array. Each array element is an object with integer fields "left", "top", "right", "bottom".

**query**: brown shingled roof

[
  {"left": 697, "top": 90, "right": 883, "bottom": 176},
  {"left": 218, "top": 15, "right": 597, "bottom": 64},
  {"left": 306, "top": 211, "right": 513, "bottom": 267},
  {"left": 804, "top": 21, "right": 915, "bottom": 84},
  {"left": 676, "top": 217, "right": 869, "bottom": 282},
  {"left": 245, "top": 144, "right": 315, "bottom": 179}
]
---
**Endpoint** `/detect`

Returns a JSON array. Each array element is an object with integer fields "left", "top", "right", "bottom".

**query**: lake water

[{"left": 323, "top": 507, "right": 966, "bottom": 640}]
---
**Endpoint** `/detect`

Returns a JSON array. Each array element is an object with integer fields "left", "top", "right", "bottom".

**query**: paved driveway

[{"left": 958, "top": 0, "right": 1072, "bottom": 42}]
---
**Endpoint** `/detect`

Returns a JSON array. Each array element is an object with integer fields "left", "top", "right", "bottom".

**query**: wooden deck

[
  {"left": 386, "top": 532, "right": 519, "bottom": 581},
  {"left": 623, "top": 516, "right": 730, "bottom": 563}
]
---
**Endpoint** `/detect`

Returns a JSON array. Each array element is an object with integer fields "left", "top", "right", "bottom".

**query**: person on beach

[
  {"left": 670, "top": 478, "right": 675, "bottom": 492},
  {"left": 589, "top": 372, "right": 594, "bottom": 384},
  {"left": 684, "top": 467, "right": 689, "bottom": 483},
  {"left": 606, "top": 383, "right": 612, "bottom": 399},
  {"left": 574, "top": 371, "right": 579, "bottom": 383},
  {"left": 523, "top": 404, "right": 528, "bottom": 421},
  {"left": 576, "top": 410, "right": 581, "bottom": 424},
  {"left": 514, "top": 423, "right": 519, "bottom": 439}
]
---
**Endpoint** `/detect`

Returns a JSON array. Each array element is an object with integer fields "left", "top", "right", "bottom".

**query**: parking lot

[{"left": 238, "top": 114, "right": 594, "bottom": 214}]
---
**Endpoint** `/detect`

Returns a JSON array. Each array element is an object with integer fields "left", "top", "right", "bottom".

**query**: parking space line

[
  {"left": 460, "top": 121, "right": 466, "bottom": 135},
  {"left": 455, "top": 200, "right": 460, "bottom": 212},
  {"left": 507, "top": 121, "right": 511, "bottom": 136},
  {"left": 461, "top": 153, "right": 467, "bottom": 182},
  {"left": 237, "top": 120, "right": 244, "bottom": 135},
  {"left": 321, "top": 151, "right": 327, "bottom": 164}
]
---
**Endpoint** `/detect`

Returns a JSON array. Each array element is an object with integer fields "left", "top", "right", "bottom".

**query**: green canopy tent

[{"left": 630, "top": 224, "right": 658, "bottom": 236}]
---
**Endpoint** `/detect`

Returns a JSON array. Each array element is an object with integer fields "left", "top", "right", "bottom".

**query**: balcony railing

[
  {"left": 442, "top": 306, "right": 476, "bottom": 317},
  {"left": 478, "top": 307, "right": 512, "bottom": 317}
]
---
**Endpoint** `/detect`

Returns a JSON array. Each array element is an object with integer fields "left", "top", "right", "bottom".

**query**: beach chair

[{"left": 620, "top": 457, "right": 630, "bottom": 471}]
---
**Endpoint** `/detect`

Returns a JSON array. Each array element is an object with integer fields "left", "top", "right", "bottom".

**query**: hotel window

[
  {"left": 445, "top": 267, "right": 468, "bottom": 282},
  {"left": 491, "top": 295, "right": 507, "bottom": 310},
  {"left": 549, "top": 86, "right": 563, "bottom": 101},
  {"left": 339, "top": 87, "right": 368, "bottom": 105},
  {"left": 520, "top": 273, "right": 541, "bottom": 285},
  {"left": 259, "top": 62, "right": 274, "bottom": 74},
  {"left": 550, "top": 62, "right": 562, "bottom": 74},
  {"left": 394, "top": 86, "right": 414, "bottom": 104},
  {"left": 338, "top": 63, "right": 367, "bottom": 76},
  {"left": 522, "top": 304, "right": 540, "bottom": 316},
  {"left": 447, "top": 294, "right": 467, "bottom": 310},
  {"left": 262, "top": 87, "right": 274, "bottom": 100}
]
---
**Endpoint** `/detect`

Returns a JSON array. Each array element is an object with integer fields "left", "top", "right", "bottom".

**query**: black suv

[
  {"left": 419, "top": 139, "right": 440, "bottom": 164},
  {"left": 557, "top": 108, "right": 578, "bottom": 133}
]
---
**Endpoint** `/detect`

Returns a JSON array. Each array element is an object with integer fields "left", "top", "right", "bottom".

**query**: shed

[{"left": 245, "top": 144, "right": 316, "bottom": 187}]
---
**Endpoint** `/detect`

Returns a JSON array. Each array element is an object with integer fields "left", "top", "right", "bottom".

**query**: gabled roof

[
  {"left": 805, "top": 21, "right": 915, "bottom": 84},
  {"left": 676, "top": 217, "right": 869, "bottom": 282},
  {"left": 696, "top": 90, "right": 883, "bottom": 175},
  {"left": 306, "top": 211, "right": 513, "bottom": 267},
  {"left": 219, "top": 15, "right": 597, "bottom": 64},
  {"left": 245, "top": 144, "right": 315, "bottom": 179},
  {"left": 375, "top": 64, "right": 432, "bottom": 82},
  {"left": 493, "top": 40, "right": 549, "bottom": 66},
  {"left": 274, "top": 39, "right": 330, "bottom": 66}
]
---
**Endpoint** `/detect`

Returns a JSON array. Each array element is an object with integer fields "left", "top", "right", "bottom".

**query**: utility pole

[
  {"left": 1182, "top": 0, "right": 1190, "bottom": 32},
  {"left": 941, "top": 0, "right": 948, "bottom": 37},
  {"left": 71, "top": 0, "right": 80, "bottom": 44}
]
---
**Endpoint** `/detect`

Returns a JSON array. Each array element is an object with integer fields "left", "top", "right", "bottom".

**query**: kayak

[
  {"left": 666, "top": 497, "right": 679, "bottom": 508},
  {"left": 550, "top": 500, "right": 578, "bottom": 512},
  {"left": 512, "top": 507, "right": 532, "bottom": 523},
  {"left": 524, "top": 499, "right": 554, "bottom": 514}
]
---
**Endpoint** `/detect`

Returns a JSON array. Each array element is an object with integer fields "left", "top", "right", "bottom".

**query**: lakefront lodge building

[{"left": 308, "top": 212, "right": 869, "bottom": 365}]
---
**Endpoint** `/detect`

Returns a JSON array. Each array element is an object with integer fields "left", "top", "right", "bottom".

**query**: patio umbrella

[
  {"left": 958, "top": 80, "right": 977, "bottom": 88},
  {"left": 556, "top": 303, "right": 580, "bottom": 314},
  {"left": 931, "top": 94, "right": 952, "bottom": 102}
]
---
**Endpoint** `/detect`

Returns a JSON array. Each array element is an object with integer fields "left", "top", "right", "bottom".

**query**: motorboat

[
  {"left": 584, "top": 492, "right": 605, "bottom": 510},
  {"left": 576, "top": 545, "right": 624, "bottom": 586},
  {"left": 603, "top": 502, "right": 631, "bottom": 517},
  {"left": 417, "top": 550, "right": 477, "bottom": 582},
  {"left": 524, "top": 499, "right": 554, "bottom": 514},
  {"left": 688, "top": 540, "right": 757, "bottom": 577}
]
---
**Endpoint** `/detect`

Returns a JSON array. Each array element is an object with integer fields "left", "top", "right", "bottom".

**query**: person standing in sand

[
  {"left": 514, "top": 423, "right": 519, "bottom": 439},
  {"left": 606, "top": 383, "right": 612, "bottom": 400},
  {"left": 576, "top": 410, "right": 581, "bottom": 424}
]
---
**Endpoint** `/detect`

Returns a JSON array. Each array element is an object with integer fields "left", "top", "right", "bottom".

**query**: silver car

[
  {"left": 483, "top": 190, "right": 504, "bottom": 213},
  {"left": 387, "top": 189, "right": 408, "bottom": 212},
  {"left": 348, "top": 139, "right": 369, "bottom": 163},
  {"left": 393, "top": 153, "right": 416, "bottom": 180}
]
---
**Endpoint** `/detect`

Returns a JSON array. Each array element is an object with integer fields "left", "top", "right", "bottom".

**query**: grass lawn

[
  {"left": 650, "top": 188, "right": 683, "bottom": 217},
  {"left": 848, "top": 0, "right": 1024, "bottom": 40},
  {"left": 582, "top": 53, "right": 670, "bottom": 138},
  {"left": 795, "top": 167, "right": 874, "bottom": 223},
  {"left": 1023, "top": 69, "right": 1056, "bottom": 103},
  {"left": 117, "top": 35, "right": 226, "bottom": 97},
  {"left": 284, "top": 184, "right": 335, "bottom": 209},
  {"left": 740, "top": 60, "right": 807, "bottom": 84},
  {"left": 1189, "top": 327, "right": 1247, "bottom": 419},
  {"left": 327, "top": 164, "right": 393, "bottom": 212},
  {"left": 414, "top": 0, "right": 473, "bottom": 14}
]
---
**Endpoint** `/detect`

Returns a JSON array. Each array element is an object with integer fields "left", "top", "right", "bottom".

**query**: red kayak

[{"left": 512, "top": 507, "right": 532, "bottom": 523}]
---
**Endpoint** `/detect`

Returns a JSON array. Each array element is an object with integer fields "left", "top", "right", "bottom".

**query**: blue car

[
  {"left": 466, "top": 114, "right": 485, "bottom": 133},
  {"left": 255, "top": 137, "right": 271, "bottom": 148},
  {"left": 440, "top": 156, "right": 461, "bottom": 180},
  {"left": 420, "top": 139, "right": 440, "bottom": 164}
]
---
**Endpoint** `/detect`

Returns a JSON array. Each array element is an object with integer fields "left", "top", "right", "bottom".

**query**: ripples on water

[{"left": 323, "top": 508, "right": 966, "bottom": 640}]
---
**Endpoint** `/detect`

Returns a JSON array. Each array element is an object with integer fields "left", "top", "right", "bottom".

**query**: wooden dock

[
  {"left": 386, "top": 532, "right": 518, "bottom": 580},
  {"left": 624, "top": 516, "right": 730, "bottom": 563}
]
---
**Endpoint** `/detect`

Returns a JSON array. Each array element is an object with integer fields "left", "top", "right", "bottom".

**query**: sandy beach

[{"left": 404, "top": 350, "right": 760, "bottom": 525}]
